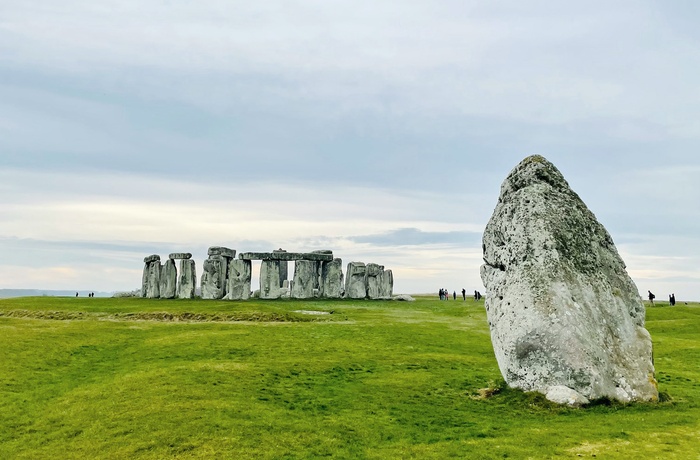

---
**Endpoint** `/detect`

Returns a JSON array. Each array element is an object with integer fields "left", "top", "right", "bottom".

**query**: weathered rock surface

[
  {"left": 320, "top": 258, "right": 344, "bottom": 298},
  {"left": 141, "top": 257, "right": 161, "bottom": 298},
  {"left": 208, "top": 246, "right": 236, "bottom": 258},
  {"left": 177, "top": 259, "right": 196, "bottom": 299},
  {"left": 273, "top": 249, "right": 289, "bottom": 287},
  {"left": 226, "top": 259, "right": 251, "bottom": 300},
  {"left": 480, "top": 155, "right": 658, "bottom": 403},
  {"left": 260, "top": 260, "right": 282, "bottom": 299},
  {"left": 159, "top": 258, "right": 177, "bottom": 299},
  {"left": 201, "top": 256, "right": 227, "bottom": 300},
  {"left": 366, "top": 263, "right": 384, "bottom": 299},
  {"left": 379, "top": 269, "right": 394, "bottom": 298},
  {"left": 393, "top": 294, "right": 415, "bottom": 302},
  {"left": 345, "top": 262, "right": 367, "bottom": 299},
  {"left": 291, "top": 260, "right": 316, "bottom": 299},
  {"left": 169, "top": 252, "right": 192, "bottom": 260},
  {"left": 239, "top": 252, "right": 333, "bottom": 262}
]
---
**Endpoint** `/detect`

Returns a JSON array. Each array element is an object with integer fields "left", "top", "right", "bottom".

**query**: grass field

[{"left": 1, "top": 296, "right": 699, "bottom": 459}]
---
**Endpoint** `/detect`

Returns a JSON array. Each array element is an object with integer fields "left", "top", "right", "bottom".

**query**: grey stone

[
  {"left": 481, "top": 155, "right": 658, "bottom": 403},
  {"left": 291, "top": 260, "right": 316, "bottom": 299},
  {"left": 226, "top": 259, "right": 252, "bottom": 300},
  {"left": 345, "top": 262, "right": 367, "bottom": 299},
  {"left": 159, "top": 258, "right": 177, "bottom": 299},
  {"left": 142, "top": 259, "right": 161, "bottom": 298},
  {"left": 208, "top": 246, "right": 236, "bottom": 259},
  {"left": 177, "top": 259, "right": 197, "bottom": 299},
  {"left": 366, "top": 263, "right": 384, "bottom": 299},
  {"left": 393, "top": 294, "right": 415, "bottom": 302},
  {"left": 260, "top": 260, "right": 282, "bottom": 299},
  {"left": 273, "top": 249, "right": 289, "bottom": 287},
  {"left": 169, "top": 252, "right": 192, "bottom": 260},
  {"left": 201, "top": 255, "right": 227, "bottom": 299},
  {"left": 239, "top": 252, "right": 333, "bottom": 262},
  {"left": 379, "top": 269, "right": 394, "bottom": 298},
  {"left": 320, "top": 258, "right": 344, "bottom": 299},
  {"left": 143, "top": 254, "right": 161, "bottom": 264},
  {"left": 545, "top": 386, "right": 590, "bottom": 407}
]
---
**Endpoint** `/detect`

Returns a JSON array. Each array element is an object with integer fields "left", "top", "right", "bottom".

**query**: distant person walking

[
  {"left": 670, "top": 294, "right": 676, "bottom": 306},
  {"left": 453, "top": 291, "right": 456, "bottom": 300},
  {"left": 648, "top": 291, "right": 655, "bottom": 305},
  {"left": 75, "top": 292, "right": 78, "bottom": 297},
  {"left": 461, "top": 288, "right": 466, "bottom": 301}
]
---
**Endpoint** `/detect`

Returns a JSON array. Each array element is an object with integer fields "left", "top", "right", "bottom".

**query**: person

[
  {"left": 461, "top": 288, "right": 466, "bottom": 301},
  {"left": 477, "top": 291, "right": 482, "bottom": 301},
  {"left": 75, "top": 292, "right": 78, "bottom": 297},
  {"left": 439, "top": 288, "right": 443, "bottom": 301},
  {"left": 474, "top": 290, "right": 478, "bottom": 300},
  {"left": 670, "top": 293, "right": 676, "bottom": 306},
  {"left": 648, "top": 290, "right": 655, "bottom": 305},
  {"left": 453, "top": 291, "right": 456, "bottom": 300}
]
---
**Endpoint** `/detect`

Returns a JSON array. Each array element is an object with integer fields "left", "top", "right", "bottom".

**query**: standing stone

[
  {"left": 273, "top": 249, "right": 289, "bottom": 287},
  {"left": 141, "top": 255, "right": 161, "bottom": 299},
  {"left": 366, "top": 263, "right": 384, "bottom": 299},
  {"left": 291, "top": 260, "right": 316, "bottom": 299},
  {"left": 378, "top": 269, "right": 393, "bottom": 299},
  {"left": 201, "top": 256, "right": 227, "bottom": 300},
  {"left": 177, "top": 259, "right": 197, "bottom": 299},
  {"left": 345, "top": 262, "right": 367, "bottom": 299},
  {"left": 226, "top": 259, "right": 252, "bottom": 300},
  {"left": 320, "top": 258, "right": 344, "bottom": 299},
  {"left": 159, "top": 258, "right": 177, "bottom": 299},
  {"left": 480, "top": 155, "right": 658, "bottom": 404},
  {"left": 201, "top": 247, "right": 235, "bottom": 299},
  {"left": 260, "top": 260, "right": 282, "bottom": 299}
]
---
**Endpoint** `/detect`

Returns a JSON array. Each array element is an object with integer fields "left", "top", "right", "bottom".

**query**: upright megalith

[
  {"left": 320, "top": 258, "right": 344, "bottom": 298},
  {"left": 201, "top": 246, "right": 236, "bottom": 300},
  {"left": 291, "top": 260, "right": 316, "bottom": 299},
  {"left": 378, "top": 269, "right": 393, "bottom": 298},
  {"left": 345, "top": 262, "right": 367, "bottom": 299},
  {"left": 226, "top": 259, "right": 252, "bottom": 300},
  {"left": 272, "top": 249, "right": 289, "bottom": 287},
  {"left": 159, "top": 258, "right": 177, "bottom": 299},
  {"left": 480, "top": 155, "right": 657, "bottom": 404},
  {"left": 177, "top": 258, "right": 197, "bottom": 299},
  {"left": 366, "top": 263, "right": 384, "bottom": 299},
  {"left": 141, "top": 255, "right": 162, "bottom": 298},
  {"left": 260, "top": 260, "right": 282, "bottom": 300}
]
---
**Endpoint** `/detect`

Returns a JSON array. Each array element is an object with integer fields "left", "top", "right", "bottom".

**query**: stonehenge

[{"left": 140, "top": 248, "right": 393, "bottom": 301}]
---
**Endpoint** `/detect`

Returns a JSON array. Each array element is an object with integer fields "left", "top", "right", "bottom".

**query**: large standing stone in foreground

[
  {"left": 177, "top": 259, "right": 197, "bottom": 299},
  {"left": 141, "top": 255, "right": 161, "bottom": 299},
  {"left": 226, "top": 259, "right": 252, "bottom": 300},
  {"left": 320, "top": 258, "right": 344, "bottom": 299},
  {"left": 345, "top": 262, "right": 367, "bottom": 299},
  {"left": 480, "top": 155, "right": 657, "bottom": 404},
  {"left": 291, "top": 260, "right": 316, "bottom": 299},
  {"left": 201, "top": 256, "right": 227, "bottom": 300},
  {"left": 260, "top": 260, "right": 282, "bottom": 300},
  {"left": 159, "top": 258, "right": 177, "bottom": 299}
]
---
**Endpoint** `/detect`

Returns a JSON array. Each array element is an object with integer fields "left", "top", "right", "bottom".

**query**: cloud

[{"left": 349, "top": 227, "right": 481, "bottom": 247}]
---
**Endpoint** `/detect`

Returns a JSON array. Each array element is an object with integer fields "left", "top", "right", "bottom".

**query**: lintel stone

[
  {"left": 169, "top": 252, "right": 192, "bottom": 260},
  {"left": 239, "top": 252, "right": 333, "bottom": 262}
]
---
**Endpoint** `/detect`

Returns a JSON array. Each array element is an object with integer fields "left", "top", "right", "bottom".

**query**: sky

[{"left": 1, "top": 1, "right": 699, "bottom": 299}]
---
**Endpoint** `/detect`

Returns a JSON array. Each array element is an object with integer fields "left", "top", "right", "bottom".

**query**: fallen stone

[
  {"left": 392, "top": 294, "right": 415, "bottom": 302},
  {"left": 480, "top": 155, "right": 658, "bottom": 403},
  {"left": 545, "top": 385, "right": 590, "bottom": 407},
  {"left": 159, "top": 258, "right": 177, "bottom": 299},
  {"left": 177, "top": 259, "right": 197, "bottom": 299},
  {"left": 345, "top": 262, "right": 367, "bottom": 299},
  {"left": 168, "top": 252, "right": 192, "bottom": 260}
]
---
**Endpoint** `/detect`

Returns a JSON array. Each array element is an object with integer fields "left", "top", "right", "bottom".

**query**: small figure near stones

[
  {"left": 648, "top": 290, "right": 655, "bottom": 305},
  {"left": 462, "top": 288, "right": 466, "bottom": 301},
  {"left": 477, "top": 291, "right": 482, "bottom": 301},
  {"left": 75, "top": 292, "right": 78, "bottom": 297},
  {"left": 670, "top": 293, "right": 676, "bottom": 306},
  {"left": 453, "top": 291, "right": 456, "bottom": 300}
]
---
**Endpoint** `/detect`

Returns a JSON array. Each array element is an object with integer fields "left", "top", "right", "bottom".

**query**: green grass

[{"left": 0, "top": 296, "right": 699, "bottom": 459}]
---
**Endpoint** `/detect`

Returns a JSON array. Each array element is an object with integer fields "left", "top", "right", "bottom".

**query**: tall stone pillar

[
  {"left": 201, "top": 247, "right": 235, "bottom": 300},
  {"left": 227, "top": 259, "right": 252, "bottom": 300},
  {"left": 291, "top": 260, "right": 316, "bottom": 299},
  {"left": 160, "top": 258, "right": 177, "bottom": 299},
  {"left": 260, "top": 260, "right": 282, "bottom": 299},
  {"left": 177, "top": 257, "right": 197, "bottom": 299},
  {"left": 272, "top": 249, "right": 288, "bottom": 287},
  {"left": 320, "top": 258, "right": 344, "bottom": 299},
  {"left": 142, "top": 255, "right": 162, "bottom": 299},
  {"left": 378, "top": 269, "right": 393, "bottom": 298},
  {"left": 345, "top": 262, "right": 367, "bottom": 299}
]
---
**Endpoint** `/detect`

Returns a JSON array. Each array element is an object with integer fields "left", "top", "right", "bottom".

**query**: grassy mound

[{"left": 0, "top": 296, "right": 698, "bottom": 458}]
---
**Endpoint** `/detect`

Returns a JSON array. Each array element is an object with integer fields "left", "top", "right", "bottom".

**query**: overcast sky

[{"left": 2, "top": 1, "right": 699, "bottom": 299}]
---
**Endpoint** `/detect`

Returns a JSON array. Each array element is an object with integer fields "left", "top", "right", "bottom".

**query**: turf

[{"left": 0, "top": 296, "right": 698, "bottom": 459}]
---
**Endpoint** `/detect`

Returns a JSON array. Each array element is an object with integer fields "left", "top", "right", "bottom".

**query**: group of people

[
  {"left": 647, "top": 291, "right": 676, "bottom": 306},
  {"left": 438, "top": 288, "right": 483, "bottom": 301},
  {"left": 75, "top": 292, "right": 96, "bottom": 298}
]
